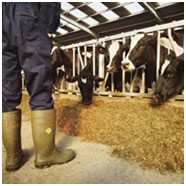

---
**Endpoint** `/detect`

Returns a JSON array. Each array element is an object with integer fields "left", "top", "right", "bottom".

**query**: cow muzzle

[
  {"left": 106, "top": 65, "right": 115, "bottom": 73},
  {"left": 121, "top": 60, "right": 135, "bottom": 71},
  {"left": 151, "top": 94, "right": 162, "bottom": 106}
]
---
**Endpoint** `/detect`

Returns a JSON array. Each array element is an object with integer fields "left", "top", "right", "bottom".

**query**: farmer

[{"left": 2, "top": 2, "right": 76, "bottom": 171}]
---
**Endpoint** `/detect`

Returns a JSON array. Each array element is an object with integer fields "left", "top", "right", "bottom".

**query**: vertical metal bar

[
  {"left": 156, "top": 31, "right": 161, "bottom": 80},
  {"left": 92, "top": 44, "right": 96, "bottom": 76},
  {"left": 77, "top": 54, "right": 80, "bottom": 75},
  {"left": 122, "top": 37, "right": 126, "bottom": 95},
  {"left": 140, "top": 68, "right": 145, "bottom": 94},
  {"left": 84, "top": 45, "right": 87, "bottom": 66},
  {"left": 72, "top": 48, "right": 76, "bottom": 76},
  {"left": 21, "top": 71, "right": 25, "bottom": 90},
  {"left": 111, "top": 73, "right": 114, "bottom": 93},
  {"left": 122, "top": 69, "right": 125, "bottom": 94},
  {"left": 103, "top": 72, "right": 109, "bottom": 92},
  {"left": 93, "top": 44, "right": 96, "bottom": 91},
  {"left": 98, "top": 42, "right": 105, "bottom": 79},
  {"left": 130, "top": 71, "right": 133, "bottom": 94},
  {"left": 78, "top": 46, "right": 85, "bottom": 68},
  {"left": 98, "top": 42, "right": 105, "bottom": 93}
]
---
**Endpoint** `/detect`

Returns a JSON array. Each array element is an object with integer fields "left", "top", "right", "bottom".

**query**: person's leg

[
  {"left": 2, "top": 3, "right": 23, "bottom": 171},
  {"left": 17, "top": 8, "right": 76, "bottom": 168}
]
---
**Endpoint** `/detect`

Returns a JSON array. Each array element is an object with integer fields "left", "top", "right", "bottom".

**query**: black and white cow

[
  {"left": 121, "top": 29, "right": 184, "bottom": 91},
  {"left": 103, "top": 38, "right": 144, "bottom": 92},
  {"left": 152, "top": 54, "right": 184, "bottom": 105},
  {"left": 51, "top": 46, "right": 105, "bottom": 105}
]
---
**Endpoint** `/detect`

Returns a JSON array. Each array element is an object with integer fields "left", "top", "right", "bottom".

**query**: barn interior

[{"left": 3, "top": 2, "right": 184, "bottom": 184}]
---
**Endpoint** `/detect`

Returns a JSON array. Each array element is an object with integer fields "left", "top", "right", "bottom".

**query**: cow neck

[
  {"left": 107, "top": 41, "right": 120, "bottom": 67},
  {"left": 160, "top": 36, "right": 184, "bottom": 57},
  {"left": 125, "top": 34, "right": 145, "bottom": 60}
]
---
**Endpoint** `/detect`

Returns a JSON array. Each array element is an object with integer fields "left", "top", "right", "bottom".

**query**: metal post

[
  {"left": 21, "top": 71, "right": 25, "bottom": 90},
  {"left": 122, "top": 37, "right": 126, "bottom": 95},
  {"left": 84, "top": 45, "right": 87, "bottom": 66},
  {"left": 72, "top": 48, "right": 76, "bottom": 77},
  {"left": 92, "top": 44, "right": 96, "bottom": 91},
  {"left": 111, "top": 73, "right": 114, "bottom": 94},
  {"left": 77, "top": 53, "right": 80, "bottom": 75},
  {"left": 98, "top": 42, "right": 105, "bottom": 93},
  {"left": 77, "top": 46, "right": 85, "bottom": 69},
  {"left": 156, "top": 31, "right": 161, "bottom": 80},
  {"left": 140, "top": 68, "right": 145, "bottom": 94},
  {"left": 98, "top": 42, "right": 105, "bottom": 79},
  {"left": 130, "top": 71, "right": 133, "bottom": 94},
  {"left": 122, "top": 69, "right": 125, "bottom": 94}
]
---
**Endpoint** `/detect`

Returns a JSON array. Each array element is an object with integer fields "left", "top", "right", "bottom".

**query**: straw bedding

[{"left": 21, "top": 94, "right": 184, "bottom": 173}]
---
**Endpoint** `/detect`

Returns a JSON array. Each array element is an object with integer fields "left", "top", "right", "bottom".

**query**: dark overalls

[{"left": 2, "top": 3, "right": 60, "bottom": 112}]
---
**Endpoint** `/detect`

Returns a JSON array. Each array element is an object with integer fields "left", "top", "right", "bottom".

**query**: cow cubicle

[{"left": 22, "top": 20, "right": 184, "bottom": 100}]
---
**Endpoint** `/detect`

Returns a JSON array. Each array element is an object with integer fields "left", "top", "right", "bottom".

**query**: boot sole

[
  {"left": 5, "top": 151, "right": 30, "bottom": 172},
  {"left": 6, "top": 165, "right": 22, "bottom": 172},
  {"left": 35, "top": 154, "right": 76, "bottom": 169},
  {"left": 35, "top": 159, "right": 74, "bottom": 169},
  {"left": 6, "top": 158, "right": 24, "bottom": 172}
]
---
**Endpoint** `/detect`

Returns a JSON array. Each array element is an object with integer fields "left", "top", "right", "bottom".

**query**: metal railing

[{"left": 22, "top": 20, "right": 184, "bottom": 99}]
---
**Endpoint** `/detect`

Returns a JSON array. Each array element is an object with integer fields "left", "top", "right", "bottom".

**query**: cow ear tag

[
  {"left": 81, "top": 78, "right": 87, "bottom": 84},
  {"left": 45, "top": 128, "right": 52, "bottom": 134}
]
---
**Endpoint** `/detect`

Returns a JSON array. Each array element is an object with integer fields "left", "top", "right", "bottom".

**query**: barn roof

[{"left": 54, "top": 2, "right": 184, "bottom": 46}]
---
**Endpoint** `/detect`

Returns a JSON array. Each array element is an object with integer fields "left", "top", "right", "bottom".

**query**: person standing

[{"left": 2, "top": 2, "right": 76, "bottom": 171}]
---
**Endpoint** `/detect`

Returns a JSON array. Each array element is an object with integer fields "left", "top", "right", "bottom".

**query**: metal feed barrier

[{"left": 22, "top": 20, "right": 184, "bottom": 100}]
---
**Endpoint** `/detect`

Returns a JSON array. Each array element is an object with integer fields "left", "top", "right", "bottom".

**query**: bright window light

[
  {"left": 88, "top": 2, "right": 108, "bottom": 12},
  {"left": 124, "top": 2, "right": 144, "bottom": 14},
  {"left": 61, "top": 2, "right": 74, "bottom": 12},
  {"left": 158, "top": 2, "right": 175, "bottom": 7},
  {"left": 70, "top": 9, "right": 87, "bottom": 19},
  {"left": 56, "top": 27, "right": 68, "bottom": 35},
  {"left": 82, "top": 17, "right": 99, "bottom": 27},
  {"left": 101, "top": 10, "right": 120, "bottom": 21}
]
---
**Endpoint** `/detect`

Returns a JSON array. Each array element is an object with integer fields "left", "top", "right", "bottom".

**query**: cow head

[
  {"left": 77, "top": 63, "right": 103, "bottom": 105},
  {"left": 51, "top": 47, "right": 75, "bottom": 83},
  {"left": 122, "top": 33, "right": 157, "bottom": 71},
  {"left": 152, "top": 54, "right": 184, "bottom": 106},
  {"left": 106, "top": 40, "right": 130, "bottom": 73}
]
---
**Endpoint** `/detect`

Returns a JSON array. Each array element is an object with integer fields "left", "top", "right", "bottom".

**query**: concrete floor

[{"left": 3, "top": 120, "right": 184, "bottom": 184}]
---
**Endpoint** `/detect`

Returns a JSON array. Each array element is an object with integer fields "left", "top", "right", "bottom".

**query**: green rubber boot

[
  {"left": 2, "top": 109, "right": 23, "bottom": 171},
  {"left": 31, "top": 109, "right": 76, "bottom": 168}
]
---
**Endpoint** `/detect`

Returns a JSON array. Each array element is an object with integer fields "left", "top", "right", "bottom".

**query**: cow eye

[{"left": 165, "top": 72, "right": 174, "bottom": 79}]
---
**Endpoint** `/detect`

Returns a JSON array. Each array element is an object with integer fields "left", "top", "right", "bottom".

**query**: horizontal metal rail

[{"left": 61, "top": 20, "right": 184, "bottom": 49}]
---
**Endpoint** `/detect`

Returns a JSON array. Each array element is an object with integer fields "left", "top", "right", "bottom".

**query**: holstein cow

[
  {"left": 122, "top": 29, "right": 184, "bottom": 92},
  {"left": 152, "top": 54, "right": 184, "bottom": 105},
  {"left": 104, "top": 38, "right": 144, "bottom": 92},
  {"left": 51, "top": 46, "right": 105, "bottom": 105}
]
